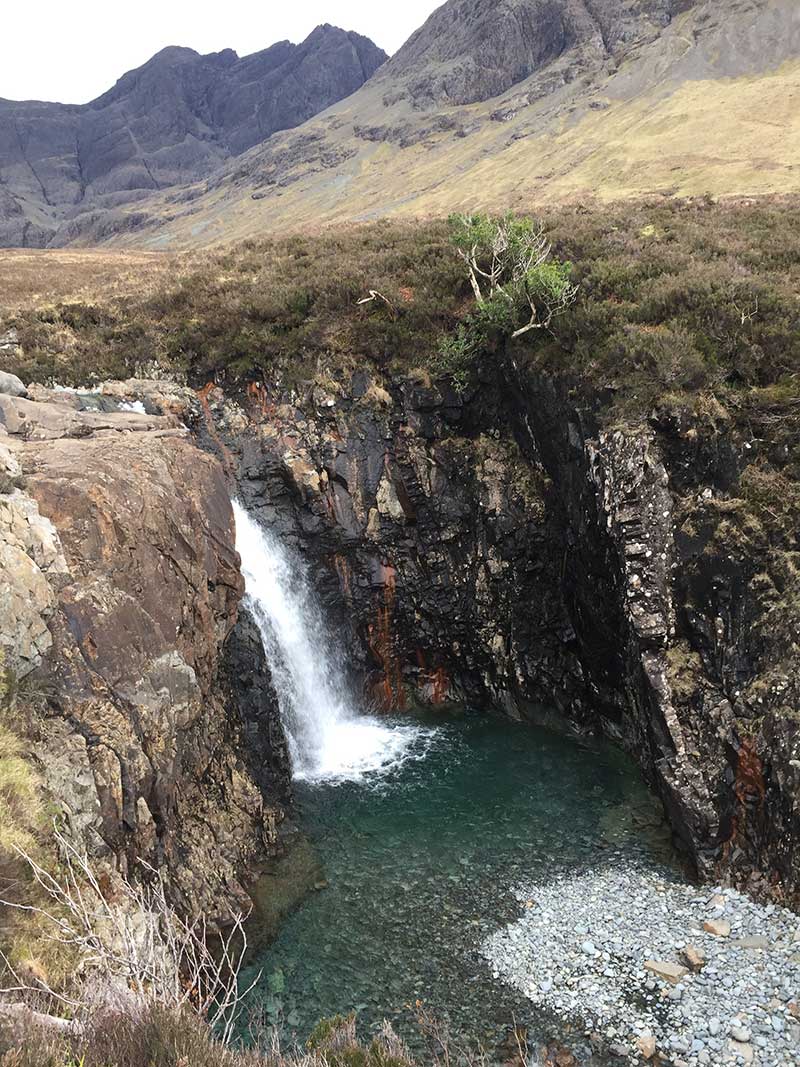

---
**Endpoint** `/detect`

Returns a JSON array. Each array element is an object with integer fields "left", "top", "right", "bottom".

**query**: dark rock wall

[
  {"left": 42, "top": 366, "right": 794, "bottom": 908},
  {"left": 189, "top": 359, "right": 798, "bottom": 900},
  {"left": 501, "top": 359, "right": 799, "bottom": 896}
]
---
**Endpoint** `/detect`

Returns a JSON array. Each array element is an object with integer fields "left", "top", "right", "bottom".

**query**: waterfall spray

[{"left": 233, "top": 501, "right": 431, "bottom": 782}]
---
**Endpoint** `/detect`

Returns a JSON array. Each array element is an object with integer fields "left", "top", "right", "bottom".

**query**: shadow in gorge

[{"left": 241, "top": 709, "right": 678, "bottom": 1064}]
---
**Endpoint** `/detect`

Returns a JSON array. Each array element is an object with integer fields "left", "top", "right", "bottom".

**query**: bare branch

[
  {"left": 356, "top": 290, "right": 398, "bottom": 319},
  {"left": 511, "top": 278, "right": 579, "bottom": 339},
  {"left": 0, "top": 827, "right": 258, "bottom": 1045}
]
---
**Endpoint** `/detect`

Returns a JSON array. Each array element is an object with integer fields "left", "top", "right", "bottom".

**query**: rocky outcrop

[
  {"left": 0, "top": 25, "right": 386, "bottom": 248},
  {"left": 502, "top": 364, "right": 799, "bottom": 896},
  {"left": 0, "top": 438, "right": 67, "bottom": 676},
  {"left": 379, "top": 0, "right": 693, "bottom": 108},
  {"left": 0, "top": 388, "right": 289, "bottom": 920}
]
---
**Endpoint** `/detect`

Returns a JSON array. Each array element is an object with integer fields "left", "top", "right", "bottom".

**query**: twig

[{"left": 0, "top": 826, "right": 258, "bottom": 1045}]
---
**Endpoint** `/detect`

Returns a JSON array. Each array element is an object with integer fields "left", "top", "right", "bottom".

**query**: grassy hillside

[
  {"left": 2, "top": 197, "right": 798, "bottom": 419},
  {"left": 74, "top": 0, "right": 800, "bottom": 251}
]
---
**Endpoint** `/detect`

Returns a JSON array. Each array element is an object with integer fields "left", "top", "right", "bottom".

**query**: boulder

[
  {"left": 0, "top": 393, "right": 181, "bottom": 440},
  {"left": 680, "top": 944, "right": 706, "bottom": 971},
  {"left": 731, "top": 935, "right": 771, "bottom": 949},
  {"left": 0, "top": 370, "right": 27, "bottom": 398},
  {"left": 727, "top": 1039, "right": 754, "bottom": 1064},
  {"left": 636, "top": 1033, "right": 657, "bottom": 1060},
  {"left": 703, "top": 919, "right": 732, "bottom": 937}
]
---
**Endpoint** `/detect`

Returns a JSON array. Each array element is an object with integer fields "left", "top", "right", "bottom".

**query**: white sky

[{"left": 2, "top": 1, "right": 442, "bottom": 105}]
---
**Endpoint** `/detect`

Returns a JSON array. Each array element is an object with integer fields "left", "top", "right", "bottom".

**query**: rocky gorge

[
  {"left": 191, "top": 358, "right": 798, "bottom": 903},
  {"left": 1, "top": 203, "right": 799, "bottom": 1062},
  {"left": 4, "top": 343, "right": 794, "bottom": 905}
]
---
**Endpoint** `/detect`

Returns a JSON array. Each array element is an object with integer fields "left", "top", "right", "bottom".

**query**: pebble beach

[{"left": 483, "top": 862, "right": 800, "bottom": 1066}]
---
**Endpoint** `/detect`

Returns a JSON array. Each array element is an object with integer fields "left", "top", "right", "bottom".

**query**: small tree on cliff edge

[
  {"left": 437, "top": 212, "right": 577, "bottom": 391},
  {"left": 451, "top": 212, "right": 577, "bottom": 336}
]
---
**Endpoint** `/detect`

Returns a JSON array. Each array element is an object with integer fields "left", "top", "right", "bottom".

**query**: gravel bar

[{"left": 483, "top": 862, "right": 800, "bottom": 1066}]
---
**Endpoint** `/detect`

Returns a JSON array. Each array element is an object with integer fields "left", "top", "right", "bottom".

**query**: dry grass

[
  {"left": 0, "top": 662, "right": 42, "bottom": 861},
  {"left": 0, "top": 249, "right": 192, "bottom": 315},
  {"left": 3, "top": 197, "right": 799, "bottom": 411},
  {"left": 0, "top": 727, "right": 39, "bottom": 859},
  {"left": 0, "top": 1006, "right": 423, "bottom": 1067},
  {"left": 0, "top": 661, "right": 72, "bottom": 991}
]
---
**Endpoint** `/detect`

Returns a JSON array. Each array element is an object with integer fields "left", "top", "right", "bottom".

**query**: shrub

[{"left": 436, "top": 213, "right": 577, "bottom": 391}]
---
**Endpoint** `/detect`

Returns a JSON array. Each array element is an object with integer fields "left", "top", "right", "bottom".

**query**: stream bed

[{"left": 244, "top": 711, "right": 673, "bottom": 1055}]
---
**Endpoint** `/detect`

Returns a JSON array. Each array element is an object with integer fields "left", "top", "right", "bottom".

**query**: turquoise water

[{"left": 243, "top": 711, "right": 670, "bottom": 1054}]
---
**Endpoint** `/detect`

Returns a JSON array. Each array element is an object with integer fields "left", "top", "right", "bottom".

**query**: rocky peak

[
  {"left": 0, "top": 26, "right": 387, "bottom": 247},
  {"left": 381, "top": 0, "right": 698, "bottom": 107}
]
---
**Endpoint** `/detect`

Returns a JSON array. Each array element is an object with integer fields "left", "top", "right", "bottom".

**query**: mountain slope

[
  {"left": 3, "top": 0, "right": 799, "bottom": 249},
  {"left": 83, "top": 0, "right": 798, "bottom": 250},
  {"left": 376, "top": 0, "right": 686, "bottom": 107},
  {"left": 0, "top": 25, "right": 386, "bottom": 247}
]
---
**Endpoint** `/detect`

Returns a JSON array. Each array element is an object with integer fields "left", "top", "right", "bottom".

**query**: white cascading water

[{"left": 233, "top": 501, "right": 431, "bottom": 783}]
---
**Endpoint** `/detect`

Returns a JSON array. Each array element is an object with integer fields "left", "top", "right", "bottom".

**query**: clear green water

[{"left": 243, "top": 711, "right": 670, "bottom": 1054}]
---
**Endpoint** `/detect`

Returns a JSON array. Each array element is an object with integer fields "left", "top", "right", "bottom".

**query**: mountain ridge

[
  {"left": 2, "top": 0, "right": 799, "bottom": 249},
  {"left": 0, "top": 24, "right": 387, "bottom": 247}
]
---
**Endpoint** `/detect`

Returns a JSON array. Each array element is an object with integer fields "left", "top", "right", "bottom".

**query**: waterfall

[{"left": 233, "top": 501, "right": 431, "bottom": 782}]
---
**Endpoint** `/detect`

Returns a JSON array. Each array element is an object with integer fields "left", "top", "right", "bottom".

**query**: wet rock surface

[
  {"left": 502, "top": 365, "right": 800, "bottom": 897},
  {"left": 199, "top": 378, "right": 586, "bottom": 725}
]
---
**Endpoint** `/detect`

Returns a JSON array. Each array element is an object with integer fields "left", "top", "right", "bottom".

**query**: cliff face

[
  {"left": 171, "top": 363, "right": 798, "bottom": 901},
  {"left": 0, "top": 385, "right": 290, "bottom": 920},
  {"left": 0, "top": 25, "right": 386, "bottom": 247},
  {"left": 501, "top": 368, "right": 800, "bottom": 893},
  {"left": 378, "top": 0, "right": 693, "bottom": 108}
]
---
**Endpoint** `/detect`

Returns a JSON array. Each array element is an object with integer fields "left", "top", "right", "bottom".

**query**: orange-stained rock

[{"left": 2, "top": 390, "right": 287, "bottom": 920}]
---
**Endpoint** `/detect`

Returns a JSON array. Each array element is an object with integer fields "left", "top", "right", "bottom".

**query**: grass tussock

[
  {"left": 0, "top": 661, "right": 43, "bottom": 861},
  {"left": 0, "top": 659, "right": 75, "bottom": 990},
  {"left": 0, "top": 1006, "right": 478, "bottom": 1067},
  {"left": 0, "top": 727, "right": 39, "bottom": 858}
]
